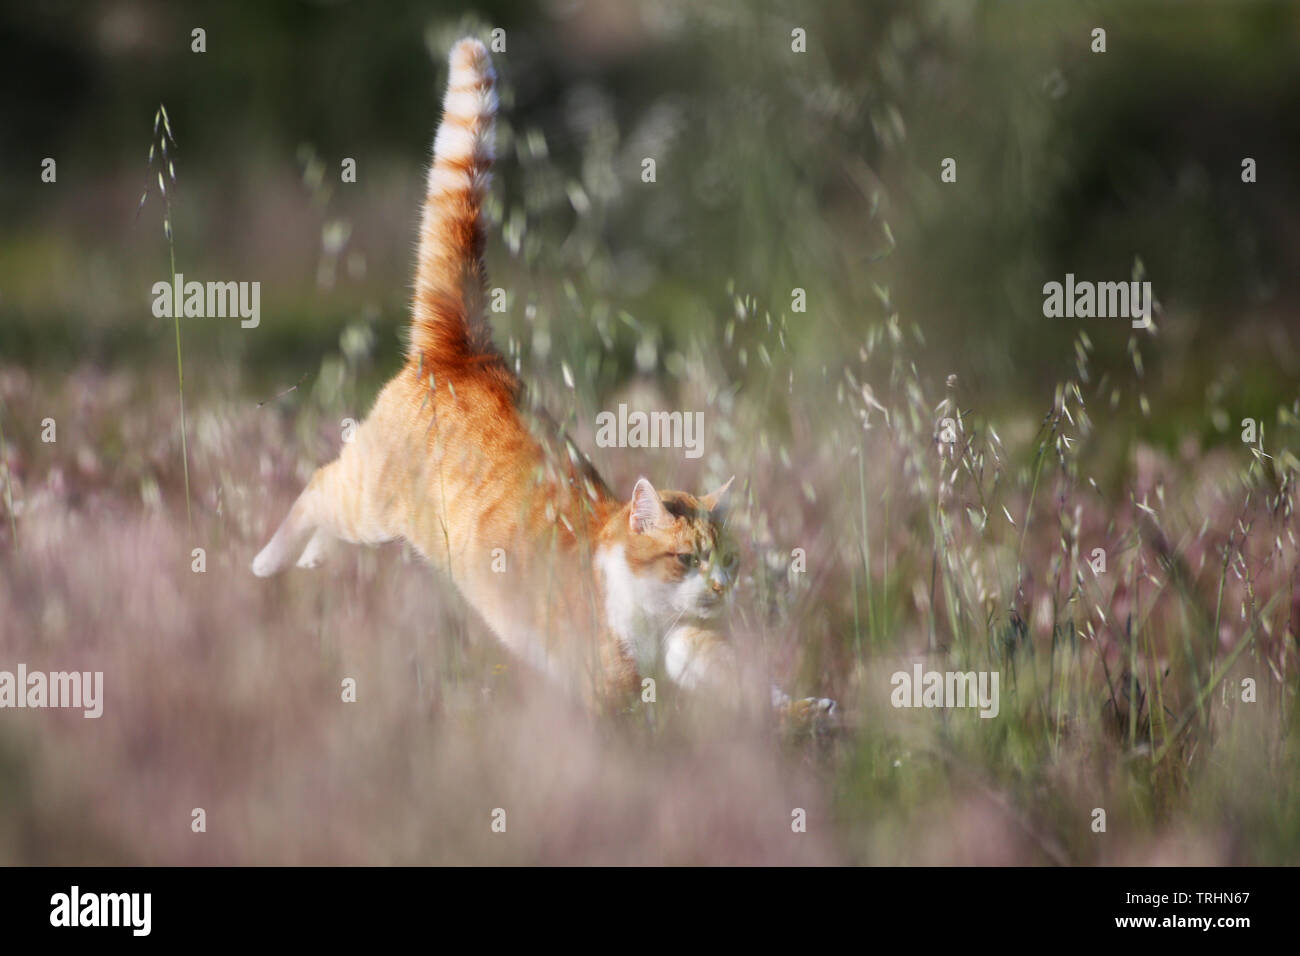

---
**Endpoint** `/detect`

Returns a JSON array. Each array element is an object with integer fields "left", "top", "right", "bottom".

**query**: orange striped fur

[{"left": 252, "top": 38, "right": 749, "bottom": 710}]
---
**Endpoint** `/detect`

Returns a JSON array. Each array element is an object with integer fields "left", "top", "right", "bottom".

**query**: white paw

[
  {"left": 772, "top": 686, "right": 839, "bottom": 732},
  {"left": 771, "top": 687, "right": 835, "bottom": 711},
  {"left": 251, "top": 546, "right": 278, "bottom": 578},
  {"left": 783, "top": 696, "right": 837, "bottom": 717},
  {"left": 295, "top": 528, "right": 334, "bottom": 569}
]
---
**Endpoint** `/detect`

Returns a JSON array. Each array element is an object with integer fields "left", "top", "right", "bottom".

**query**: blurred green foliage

[{"left": 2, "top": 0, "right": 1298, "bottom": 435}]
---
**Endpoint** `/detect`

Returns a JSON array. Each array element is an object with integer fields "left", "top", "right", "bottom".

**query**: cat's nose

[{"left": 710, "top": 580, "right": 724, "bottom": 594}]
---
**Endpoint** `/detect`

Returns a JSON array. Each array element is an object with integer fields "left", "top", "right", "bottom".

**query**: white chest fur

[{"left": 595, "top": 543, "right": 676, "bottom": 673}]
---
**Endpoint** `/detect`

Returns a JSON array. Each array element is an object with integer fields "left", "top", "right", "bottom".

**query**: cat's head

[{"left": 600, "top": 476, "right": 738, "bottom": 625}]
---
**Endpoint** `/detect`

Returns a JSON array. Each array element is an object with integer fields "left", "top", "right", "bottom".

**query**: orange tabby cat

[{"left": 253, "top": 38, "right": 833, "bottom": 721}]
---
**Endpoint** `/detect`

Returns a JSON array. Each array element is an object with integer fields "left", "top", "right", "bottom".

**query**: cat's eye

[{"left": 677, "top": 552, "right": 699, "bottom": 568}]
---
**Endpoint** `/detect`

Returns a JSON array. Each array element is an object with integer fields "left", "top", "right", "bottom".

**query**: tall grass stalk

[
  {"left": 168, "top": 217, "right": 191, "bottom": 531},
  {"left": 857, "top": 448, "right": 871, "bottom": 652},
  {"left": 140, "top": 104, "right": 191, "bottom": 530},
  {"left": 0, "top": 398, "right": 16, "bottom": 546}
]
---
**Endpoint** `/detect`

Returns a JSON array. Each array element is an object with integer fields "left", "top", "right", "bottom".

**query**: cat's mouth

[{"left": 695, "top": 592, "right": 726, "bottom": 615}]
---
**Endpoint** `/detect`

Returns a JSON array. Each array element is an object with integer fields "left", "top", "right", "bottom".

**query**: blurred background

[
  {"left": 1, "top": 0, "right": 1298, "bottom": 864},
  {"left": 6, "top": 0, "right": 1299, "bottom": 406}
]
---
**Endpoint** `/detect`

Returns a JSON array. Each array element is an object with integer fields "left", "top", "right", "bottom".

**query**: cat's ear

[
  {"left": 629, "top": 477, "right": 669, "bottom": 534},
  {"left": 699, "top": 475, "right": 735, "bottom": 514}
]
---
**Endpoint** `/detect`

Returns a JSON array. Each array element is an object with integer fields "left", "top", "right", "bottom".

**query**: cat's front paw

[{"left": 771, "top": 686, "right": 839, "bottom": 736}]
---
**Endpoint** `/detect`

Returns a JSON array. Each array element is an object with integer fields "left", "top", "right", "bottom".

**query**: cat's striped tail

[{"left": 410, "top": 38, "right": 498, "bottom": 368}]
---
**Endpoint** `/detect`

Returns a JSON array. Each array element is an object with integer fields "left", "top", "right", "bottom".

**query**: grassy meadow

[{"left": 1, "top": 0, "right": 1299, "bottom": 864}]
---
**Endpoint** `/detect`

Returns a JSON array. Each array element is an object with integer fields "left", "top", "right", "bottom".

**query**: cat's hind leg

[
  {"left": 251, "top": 481, "right": 322, "bottom": 577},
  {"left": 252, "top": 461, "right": 348, "bottom": 577},
  {"left": 295, "top": 527, "right": 336, "bottom": 569},
  {"left": 253, "top": 443, "right": 401, "bottom": 577}
]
